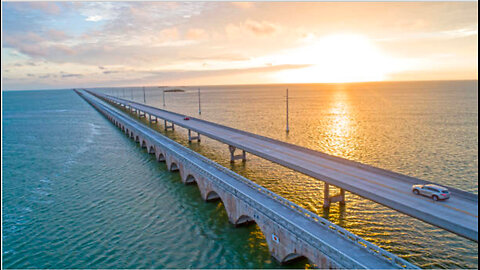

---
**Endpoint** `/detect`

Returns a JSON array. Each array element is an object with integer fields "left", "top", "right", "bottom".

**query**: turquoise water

[{"left": 3, "top": 81, "right": 478, "bottom": 268}]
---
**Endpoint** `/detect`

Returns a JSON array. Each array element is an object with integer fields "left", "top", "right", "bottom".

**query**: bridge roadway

[
  {"left": 77, "top": 90, "right": 416, "bottom": 269},
  {"left": 92, "top": 90, "right": 478, "bottom": 242}
]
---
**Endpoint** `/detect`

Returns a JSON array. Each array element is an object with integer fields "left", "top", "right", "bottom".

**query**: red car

[{"left": 184, "top": 116, "right": 190, "bottom": 120}]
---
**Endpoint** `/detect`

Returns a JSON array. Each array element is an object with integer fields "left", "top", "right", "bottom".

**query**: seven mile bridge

[{"left": 88, "top": 89, "right": 478, "bottom": 243}]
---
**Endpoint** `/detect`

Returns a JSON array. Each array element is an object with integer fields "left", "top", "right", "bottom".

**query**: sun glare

[{"left": 273, "top": 34, "right": 403, "bottom": 83}]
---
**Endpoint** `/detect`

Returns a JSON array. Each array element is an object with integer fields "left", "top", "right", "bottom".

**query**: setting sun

[{"left": 272, "top": 34, "right": 408, "bottom": 83}]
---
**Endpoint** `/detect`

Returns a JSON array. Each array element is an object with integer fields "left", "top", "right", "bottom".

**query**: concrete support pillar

[
  {"left": 229, "top": 145, "right": 246, "bottom": 163},
  {"left": 188, "top": 129, "right": 201, "bottom": 143},
  {"left": 149, "top": 115, "right": 157, "bottom": 123},
  {"left": 139, "top": 111, "right": 146, "bottom": 118},
  {"left": 164, "top": 120, "right": 175, "bottom": 131},
  {"left": 323, "top": 183, "right": 345, "bottom": 208}
]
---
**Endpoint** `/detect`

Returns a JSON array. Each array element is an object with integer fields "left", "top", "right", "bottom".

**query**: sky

[{"left": 2, "top": 1, "right": 478, "bottom": 90}]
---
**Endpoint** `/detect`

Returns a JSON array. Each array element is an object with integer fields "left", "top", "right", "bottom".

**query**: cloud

[
  {"left": 4, "top": 31, "right": 75, "bottom": 58},
  {"left": 244, "top": 19, "right": 278, "bottom": 35},
  {"left": 231, "top": 2, "right": 254, "bottom": 9},
  {"left": 46, "top": 29, "right": 70, "bottom": 41},
  {"left": 186, "top": 28, "right": 208, "bottom": 40},
  {"left": 76, "top": 2, "right": 129, "bottom": 22},
  {"left": 86, "top": 15, "right": 103, "bottom": 22},
  {"left": 182, "top": 53, "right": 250, "bottom": 62},
  {"left": 39, "top": 74, "right": 52, "bottom": 79},
  {"left": 103, "top": 70, "right": 120, "bottom": 74},
  {"left": 158, "top": 27, "right": 180, "bottom": 41},
  {"left": 19, "top": 2, "right": 62, "bottom": 15},
  {"left": 143, "top": 63, "right": 311, "bottom": 81},
  {"left": 376, "top": 27, "right": 478, "bottom": 42},
  {"left": 61, "top": 73, "right": 83, "bottom": 78},
  {"left": 226, "top": 19, "right": 279, "bottom": 38}
]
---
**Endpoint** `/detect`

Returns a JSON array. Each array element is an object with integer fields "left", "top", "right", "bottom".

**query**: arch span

[
  {"left": 235, "top": 215, "right": 255, "bottom": 226},
  {"left": 281, "top": 253, "right": 311, "bottom": 266},
  {"left": 141, "top": 140, "right": 147, "bottom": 148},
  {"left": 206, "top": 190, "right": 220, "bottom": 201},
  {"left": 185, "top": 174, "right": 196, "bottom": 184},
  {"left": 148, "top": 145, "right": 155, "bottom": 154},
  {"left": 157, "top": 153, "right": 166, "bottom": 162},
  {"left": 169, "top": 162, "right": 179, "bottom": 172}
]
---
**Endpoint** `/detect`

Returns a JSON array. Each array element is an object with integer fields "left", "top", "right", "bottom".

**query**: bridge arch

[
  {"left": 184, "top": 174, "right": 196, "bottom": 184},
  {"left": 148, "top": 145, "right": 156, "bottom": 154},
  {"left": 206, "top": 190, "right": 221, "bottom": 201},
  {"left": 169, "top": 162, "right": 179, "bottom": 172},
  {"left": 141, "top": 139, "right": 147, "bottom": 148},
  {"left": 157, "top": 152, "right": 166, "bottom": 162},
  {"left": 281, "top": 253, "right": 311, "bottom": 265},
  {"left": 235, "top": 214, "right": 255, "bottom": 226}
]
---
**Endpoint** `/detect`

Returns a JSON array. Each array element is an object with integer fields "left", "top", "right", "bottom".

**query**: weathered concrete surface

[
  {"left": 90, "top": 91, "right": 478, "bottom": 242},
  {"left": 76, "top": 90, "right": 418, "bottom": 269}
]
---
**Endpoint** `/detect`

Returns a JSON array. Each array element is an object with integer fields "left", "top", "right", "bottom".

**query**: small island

[{"left": 163, "top": 89, "right": 185, "bottom": 93}]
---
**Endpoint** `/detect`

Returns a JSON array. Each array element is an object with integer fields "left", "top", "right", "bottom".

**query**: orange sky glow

[{"left": 2, "top": 2, "right": 478, "bottom": 90}]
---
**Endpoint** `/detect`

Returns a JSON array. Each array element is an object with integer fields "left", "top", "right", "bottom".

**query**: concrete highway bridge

[
  {"left": 88, "top": 89, "right": 478, "bottom": 243},
  {"left": 76, "top": 89, "right": 419, "bottom": 269}
]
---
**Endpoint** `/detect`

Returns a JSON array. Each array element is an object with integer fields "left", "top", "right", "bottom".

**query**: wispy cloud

[
  {"left": 141, "top": 64, "right": 312, "bottom": 81},
  {"left": 61, "top": 73, "right": 83, "bottom": 78},
  {"left": 226, "top": 19, "right": 280, "bottom": 38},
  {"left": 13, "top": 2, "right": 62, "bottom": 15},
  {"left": 376, "top": 27, "right": 477, "bottom": 42}
]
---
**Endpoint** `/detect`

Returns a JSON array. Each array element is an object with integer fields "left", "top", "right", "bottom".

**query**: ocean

[{"left": 2, "top": 80, "right": 478, "bottom": 268}]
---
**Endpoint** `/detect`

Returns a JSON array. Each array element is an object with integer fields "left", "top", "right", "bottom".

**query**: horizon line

[{"left": 3, "top": 78, "right": 478, "bottom": 92}]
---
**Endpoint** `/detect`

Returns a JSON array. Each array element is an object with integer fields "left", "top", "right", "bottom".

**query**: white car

[{"left": 412, "top": 184, "right": 450, "bottom": 201}]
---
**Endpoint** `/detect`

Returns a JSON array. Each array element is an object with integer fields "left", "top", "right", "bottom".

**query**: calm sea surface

[{"left": 3, "top": 81, "right": 478, "bottom": 268}]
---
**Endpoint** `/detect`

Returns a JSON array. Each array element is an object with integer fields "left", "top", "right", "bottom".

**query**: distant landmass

[{"left": 163, "top": 89, "right": 185, "bottom": 92}]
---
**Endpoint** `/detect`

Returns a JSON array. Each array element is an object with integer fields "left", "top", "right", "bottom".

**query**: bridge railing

[
  {"left": 85, "top": 90, "right": 418, "bottom": 269},
  {"left": 184, "top": 142, "right": 416, "bottom": 269}
]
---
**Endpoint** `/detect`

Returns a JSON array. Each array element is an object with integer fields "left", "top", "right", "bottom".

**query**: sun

[{"left": 272, "top": 34, "right": 402, "bottom": 83}]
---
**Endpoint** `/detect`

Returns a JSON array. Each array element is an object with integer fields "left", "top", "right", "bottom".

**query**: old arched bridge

[{"left": 76, "top": 89, "right": 418, "bottom": 269}]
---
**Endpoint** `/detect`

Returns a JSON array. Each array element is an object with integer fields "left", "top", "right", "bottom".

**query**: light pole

[
  {"left": 163, "top": 89, "right": 166, "bottom": 107},
  {"left": 286, "top": 88, "right": 289, "bottom": 133},
  {"left": 143, "top": 86, "right": 146, "bottom": 104},
  {"left": 198, "top": 88, "right": 201, "bottom": 115}
]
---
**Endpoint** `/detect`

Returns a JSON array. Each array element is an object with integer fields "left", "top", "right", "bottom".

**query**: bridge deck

[
  {"left": 94, "top": 91, "right": 478, "bottom": 242},
  {"left": 79, "top": 90, "right": 413, "bottom": 269}
]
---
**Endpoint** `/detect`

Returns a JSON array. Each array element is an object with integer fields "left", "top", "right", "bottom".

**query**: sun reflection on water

[{"left": 323, "top": 89, "right": 357, "bottom": 158}]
